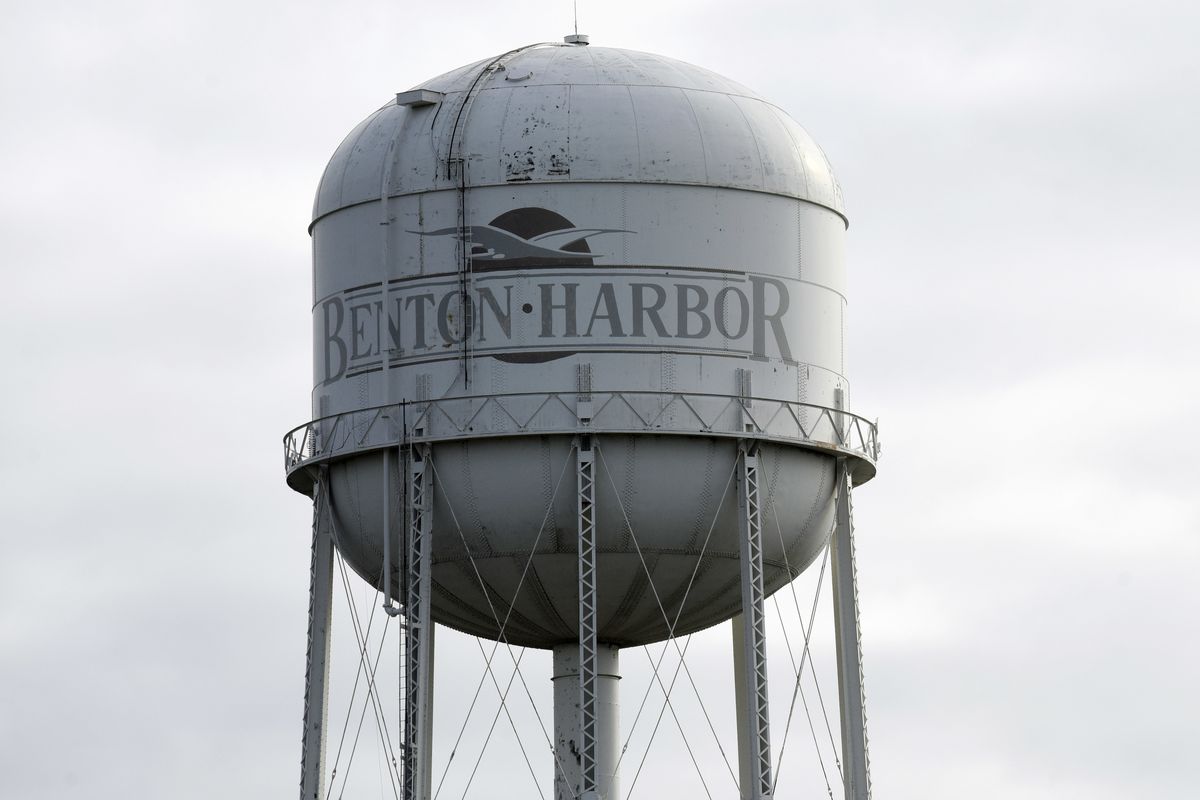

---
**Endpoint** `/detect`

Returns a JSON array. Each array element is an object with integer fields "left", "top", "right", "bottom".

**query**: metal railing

[{"left": 283, "top": 390, "right": 879, "bottom": 479}]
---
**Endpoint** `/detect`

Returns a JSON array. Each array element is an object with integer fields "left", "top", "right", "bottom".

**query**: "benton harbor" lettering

[{"left": 319, "top": 270, "right": 795, "bottom": 383}]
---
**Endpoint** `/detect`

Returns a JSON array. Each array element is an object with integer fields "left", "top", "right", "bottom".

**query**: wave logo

[{"left": 414, "top": 207, "right": 630, "bottom": 271}]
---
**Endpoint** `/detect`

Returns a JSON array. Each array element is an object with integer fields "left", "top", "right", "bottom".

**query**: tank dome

[{"left": 313, "top": 44, "right": 845, "bottom": 226}]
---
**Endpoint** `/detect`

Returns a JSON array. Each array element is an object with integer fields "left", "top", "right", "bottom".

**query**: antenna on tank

[{"left": 566, "top": 1, "right": 591, "bottom": 44}]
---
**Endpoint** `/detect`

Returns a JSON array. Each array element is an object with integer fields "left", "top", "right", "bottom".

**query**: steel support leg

[
  {"left": 736, "top": 442, "right": 772, "bottom": 800},
  {"left": 300, "top": 480, "right": 336, "bottom": 800},
  {"left": 731, "top": 613, "right": 751, "bottom": 796},
  {"left": 831, "top": 459, "right": 872, "bottom": 800},
  {"left": 382, "top": 444, "right": 401, "bottom": 616},
  {"left": 576, "top": 436, "right": 600, "bottom": 800},
  {"left": 404, "top": 444, "right": 434, "bottom": 800}
]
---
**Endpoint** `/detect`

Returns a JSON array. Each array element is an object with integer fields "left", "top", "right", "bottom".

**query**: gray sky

[{"left": 2, "top": 0, "right": 1198, "bottom": 797}]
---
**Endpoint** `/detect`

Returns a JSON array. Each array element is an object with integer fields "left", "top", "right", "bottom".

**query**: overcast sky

[{"left": 2, "top": 1, "right": 1198, "bottom": 798}]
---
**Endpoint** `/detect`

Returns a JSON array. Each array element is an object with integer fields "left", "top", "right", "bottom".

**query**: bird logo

[{"left": 413, "top": 207, "right": 630, "bottom": 271}]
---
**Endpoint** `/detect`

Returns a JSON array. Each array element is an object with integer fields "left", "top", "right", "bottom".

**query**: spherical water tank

[{"left": 284, "top": 41, "right": 877, "bottom": 648}]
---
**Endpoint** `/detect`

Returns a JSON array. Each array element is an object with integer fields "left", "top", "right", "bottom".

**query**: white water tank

[{"left": 285, "top": 41, "right": 877, "bottom": 648}]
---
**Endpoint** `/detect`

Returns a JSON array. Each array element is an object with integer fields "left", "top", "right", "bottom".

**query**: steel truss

[
  {"left": 404, "top": 444, "right": 434, "bottom": 800},
  {"left": 576, "top": 436, "right": 599, "bottom": 799},
  {"left": 736, "top": 441, "right": 773, "bottom": 800}
]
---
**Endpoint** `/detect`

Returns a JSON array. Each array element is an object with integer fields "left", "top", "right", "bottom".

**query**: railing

[{"left": 283, "top": 390, "right": 879, "bottom": 480}]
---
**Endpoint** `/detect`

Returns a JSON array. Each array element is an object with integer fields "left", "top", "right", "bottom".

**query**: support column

[
  {"left": 382, "top": 445, "right": 401, "bottom": 616},
  {"left": 831, "top": 459, "right": 872, "bottom": 800},
  {"left": 421, "top": 625, "right": 435, "bottom": 794},
  {"left": 553, "top": 644, "right": 620, "bottom": 800},
  {"left": 300, "top": 480, "right": 336, "bottom": 800},
  {"left": 731, "top": 613, "right": 751, "bottom": 798},
  {"left": 404, "top": 444, "right": 434, "bottom": 800},
  {"left": 735, "top": 442, "right": 772, "bottom": 800},
  {"left": 576, "top": 436, "right": 599, "bottom": 800}
]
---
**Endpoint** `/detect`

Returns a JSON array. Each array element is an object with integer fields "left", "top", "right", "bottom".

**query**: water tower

[{"left": 284, "top": 37, "right": 879, "bottom": 800}]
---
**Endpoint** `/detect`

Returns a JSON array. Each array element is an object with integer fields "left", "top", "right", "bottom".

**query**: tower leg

[
  {"left": 404, "top": 444, "right": 435, "bottom": 800},
  {"left": 575, "top": 436, "right": 600, "bottom": 799},
  {"left": 731, "top": 613, "right": 750, "bottom": 798},
  {"left": 831, "top": 459, "right": 872, "bottom": 800},
  {"left": 553, "top": 644, "right": 620, "bottom": 800},
  {"left": 735, "top": 442, "right": 772, "bottom": 800},
  {"left": 382, "top": 445, "right": 401, "bottom": 616},
  {"left": 300, "top": 480, "right": 336, "bottom": 800},
  {"left": 421, "top": 625, "right": 435, "bottom": 794}
]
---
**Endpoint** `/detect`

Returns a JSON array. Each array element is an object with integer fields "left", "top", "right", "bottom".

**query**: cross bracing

[{"left": 298, "top": 437, "right": 872, "bottom": 800}]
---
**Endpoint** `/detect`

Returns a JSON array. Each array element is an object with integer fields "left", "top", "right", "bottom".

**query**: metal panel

[{"left": 567, "top": 84, "right": 640, "bottom": 180}]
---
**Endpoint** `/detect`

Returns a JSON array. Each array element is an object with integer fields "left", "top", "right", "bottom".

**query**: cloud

[{"left": 1, "top": 1, "right": 1197, "bottom": 798}]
